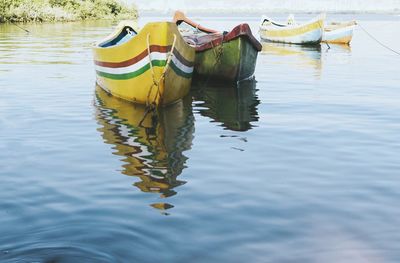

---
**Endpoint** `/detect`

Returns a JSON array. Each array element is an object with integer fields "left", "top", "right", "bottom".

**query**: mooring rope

[
  {"left": 358, "top": 23, "right": 400, "bottom": 56},
  {"left": 140, "top": 33, "right": 177, "bottom": 126},
  {"left": 11, "top": 22, "right": 30, "bottom": 33}
]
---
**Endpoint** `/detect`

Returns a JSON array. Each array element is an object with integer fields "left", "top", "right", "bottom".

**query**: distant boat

[
  {"left": 323, "top": 20, "right": 357, "bottom": 44},
  {"left": 92, "top": 21, "right": 195, "bottom": 106},
  {"left": 173, "top": 11, "right": 262, "bottom": 82},
  {"left": 259, "top": 14, "right": 325, "bottom": 45}
]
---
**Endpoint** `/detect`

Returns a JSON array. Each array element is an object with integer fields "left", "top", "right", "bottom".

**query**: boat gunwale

[
  {"left": 93, "top": 21, "right": 195, "bottom": 52},
  {"left": 191, "top": 24, "right": 262, "bottom": 53},
  {"left": 325, "top": 20, "right": 357, "bottom": 32},
  {"left": 259, "top": 14, "right": 325, "bottom": 32},
  {"left": 172, "top": 11, "right": 262, "bottom": 53}
]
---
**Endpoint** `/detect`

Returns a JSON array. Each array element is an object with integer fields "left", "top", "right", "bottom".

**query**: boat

[
  {"left": 259, "top": 14, "right": 325, "bottom": 45},
  {"left": 323, "top": 20, "right": 357, "bottom": 44},
  {"left": 94, "top": 85, "right": 194, "bottom": 202},
  {"left": 173, "top": 11, "right": 262, "bottom": 82},
  {"left": 93, "top": 21, "right": 195, "bottom": 107}
]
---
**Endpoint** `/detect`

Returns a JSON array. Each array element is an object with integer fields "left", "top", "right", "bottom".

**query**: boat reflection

[
  {"left": 261, "top": 42, "right": 322, "bottom": 76},
  {"left": 323, "top": 43, "right": 353, "bottom": 64},
  {"left": 94, "top": 86, "right": 194, "bottom": 210},
  {"left": 191, "top": 79, "right": 259, "bottom": 131}
]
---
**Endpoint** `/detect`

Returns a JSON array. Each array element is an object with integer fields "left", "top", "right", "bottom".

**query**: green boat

[{"left": 173, "top": 11, "right": 262, "bottom": 82}]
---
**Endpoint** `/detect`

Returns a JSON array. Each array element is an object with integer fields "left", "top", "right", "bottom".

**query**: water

[
  {"left": 133, "top": 0, "right": 400, "bottom": 13},
  {"left": 1, "top": 14, "right": 400, "bottom": 262}
]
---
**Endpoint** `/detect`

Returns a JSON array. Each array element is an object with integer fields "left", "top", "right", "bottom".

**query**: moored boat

[
  {"left": 323, "top": 20, "right": 357, "bottom": 44},
  {"left": 259, "top": 14, "right": 325, "bottom": 45},
  {"left": 93, "top": 21, "right": 195, "bottom": 106},
  {"left": 173, "top": 11, "right": 262, "bottom": 82}
]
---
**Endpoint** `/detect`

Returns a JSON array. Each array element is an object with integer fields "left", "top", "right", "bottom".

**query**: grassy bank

[{"left": 0, "top": 0, "right": 137, "bottom": 23}]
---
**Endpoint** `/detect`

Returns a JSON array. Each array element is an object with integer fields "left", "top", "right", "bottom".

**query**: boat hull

[
  {"left": 194, "top": 35, "right": 259, "bottom": 82},
  {"left": 173, "top": 13, "right": 261, "bottom": 82},
  {"left": 93, "top": 22, "right": 195, "bottom": 106},
  {"left": 260, "top": 15, "right": 324, "bottom": 45},
  {"left": 323, "top": 22, "right": 356, "bottom": 44}
]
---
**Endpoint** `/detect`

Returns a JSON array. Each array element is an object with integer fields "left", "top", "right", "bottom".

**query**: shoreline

[{"left": 0, "top": 0, "right": 138, "bottom": 24}]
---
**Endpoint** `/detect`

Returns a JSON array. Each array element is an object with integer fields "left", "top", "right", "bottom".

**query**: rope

[
  {"left": 146, "top": 33, "right": 156, "bottom": 87},
  {"left": 358, "top": 23, "right": 400, "bottom": 56},
  {"left": 11, "top": 22, "right": 30, "bottom": 33},
  {"left": 210, "top": 34, "right": 224, "bottom": 69},
  {"left": 144, "top": 33, "right": 177, "bottom": 108}
]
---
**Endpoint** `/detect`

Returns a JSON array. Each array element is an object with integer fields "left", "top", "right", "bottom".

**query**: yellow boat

[
  {"left": 259, "top": 14, "right": 325, "bottom": 45},
  {"left": 93, "top": 21, "right": 195, "bottom": 106}
]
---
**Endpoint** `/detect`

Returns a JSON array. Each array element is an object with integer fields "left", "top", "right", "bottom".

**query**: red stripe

[
  {"left": 95, "top": 45, "right": 194, "bottom": 68},
  {"left": 172, "top": 49, "right": 194, "bottom": 67},
  {"left": 95, "top": 45, "right": 170, "bottom": 68}
]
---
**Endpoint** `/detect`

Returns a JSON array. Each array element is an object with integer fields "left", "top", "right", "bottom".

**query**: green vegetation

[{"left": 0, "top": 0, "right": 138, "bottom": 23}]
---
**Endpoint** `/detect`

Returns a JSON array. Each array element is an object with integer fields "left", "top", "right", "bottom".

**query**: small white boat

[
  {"left": 259, "top": 14, "right": 325, "bottom": 45},
  {"left": 323, "top": 21, "right": 357, "bottom": 44}
]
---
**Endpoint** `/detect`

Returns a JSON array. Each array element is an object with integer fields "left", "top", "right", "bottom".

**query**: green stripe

[
  {"left": 170, "top": 61, "right": 193, "bottom": 79},
  {"left": 97, "top": 60, "right": 166, "bottom": 80},
  {"left": 96, "top": 59, "right": 192, "bottom": 80}
]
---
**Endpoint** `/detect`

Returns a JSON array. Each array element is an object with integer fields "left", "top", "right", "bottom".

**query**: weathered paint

[
  {"left": 259, "top": 14, "right": 325, "bottom": 44},
  {"left": 174, "top": 12, "right": 261, "bottom": 82},
  {"left": 93, "top": 22, "right": 195, "bottom": 106},
  {"left": 323, "top": 22, "right": 356, "bottom": 44},
  {"left": 194, "top": 36, "right": 259, "bottom": 82}
]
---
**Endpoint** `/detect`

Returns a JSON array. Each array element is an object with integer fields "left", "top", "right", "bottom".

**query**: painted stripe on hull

[
  {"left": 169, "top": 61, "right": 193, "bottom": 78},
  {"left": 95, "top": 45, "right": 194, "bottom": 68},
  {"left": 96, "top": 60, "right": 192, "bottom": 80},
  {"left": 261, "top": 28, "right": 322, "bottom": 44},
  {"left": 95, "top": 46, "right": 193, "bottom": 81},
  {"left": 95, "top": 45, "right": 169, "bottom": 68},
  {"left": 96, "top": 60, "right": 166, "bottom": 80},
  {"left": 95, "top": 52, "right": 167, "bottom": 75}
]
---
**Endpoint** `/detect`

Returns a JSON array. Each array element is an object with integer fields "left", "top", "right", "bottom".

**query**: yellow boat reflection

[
  {"left": 191, "top": 79, "right": 259, "bottom": 131},
  {"left": 94, "top": 86, "right": 194, "bottom": 204},
  {"left": 261, "top": 42, "right": 322, "bottom": 75}
]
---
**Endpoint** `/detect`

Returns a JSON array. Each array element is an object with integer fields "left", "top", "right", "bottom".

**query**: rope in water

[
  {"left": 11, "top": 22, "right": 30, "bottom": 33},
  {"left": 358, "top": 23, "right": 400, "bottom": 56}
]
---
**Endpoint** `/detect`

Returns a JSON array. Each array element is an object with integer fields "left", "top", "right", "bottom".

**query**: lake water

[{"left": 1, "top": 13, "right": 400, "bottom": 262}]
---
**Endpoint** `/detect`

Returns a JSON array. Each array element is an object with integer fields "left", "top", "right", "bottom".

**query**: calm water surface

[{"left": 1, "top": 14, "right": 400, "bottom": 262}]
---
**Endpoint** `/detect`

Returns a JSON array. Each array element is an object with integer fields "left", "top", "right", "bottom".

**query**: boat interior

[
  {"left": 261, "top": 18, "right": 287, "bottom": 27},
  {"left": 98, "top": 26, "right": 137, "bottom": 48}
]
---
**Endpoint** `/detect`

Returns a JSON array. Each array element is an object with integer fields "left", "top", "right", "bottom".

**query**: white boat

[
  {"left": 323, "top": 21, "right": 357, "bottom": 44},
  {"left": 259, "top": 14, "right": 325, "bottom": 45}
]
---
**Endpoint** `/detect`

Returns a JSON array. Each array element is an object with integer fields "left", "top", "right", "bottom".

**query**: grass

[{"left": 0, "top": 0, "right": 138, "bottom": 23}]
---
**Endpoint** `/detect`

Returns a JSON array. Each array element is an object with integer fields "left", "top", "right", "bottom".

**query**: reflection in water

[
  {"left": 94, "top": 86, "right": 194, "bottom": 210},
  {"left": 261, "top": 42, "right": 322, "bottom": 77},
  {"left": 323, "top": 43, "right": 353, "bottom": 64},
  {"left": 191, "top": 79, "right": 260, "bottom": 131}
]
